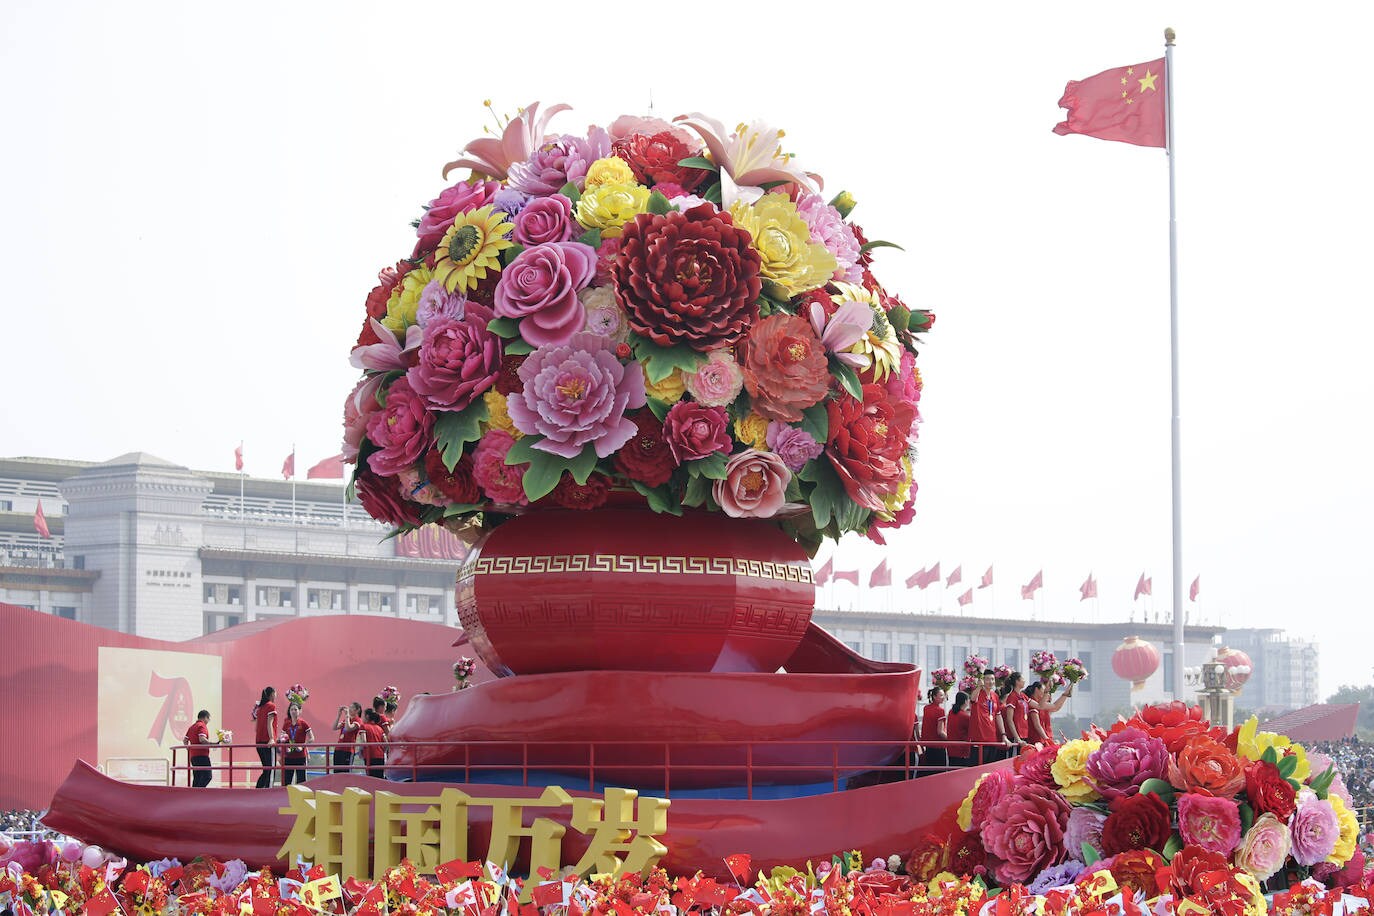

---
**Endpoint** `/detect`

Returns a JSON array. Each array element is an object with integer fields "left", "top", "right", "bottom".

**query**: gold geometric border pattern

[{"left": 457, "top": 554, "right": 814, "bottom": 585}]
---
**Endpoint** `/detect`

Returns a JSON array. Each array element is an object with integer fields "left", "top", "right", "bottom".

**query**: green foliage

[
  {"left": 487, "top": 317, "right": 521, "bottom": 339},
  {"left": 800, "top": 404, "right": 829, "bottom": 444},
  {"left": 1139, "top": 777, "right": 1176, "bottom": 806},
  {"left": 499, "top": 243, "right": 525, "bottom": 267},
  {"left": 1160, "top": 834, "right": 1183, "bottom": 863},
  {"left": 558, "top": 182, "right": 581, "bottom": 205},
  {"left": 646, "top": 190, "right": 675, "bottom": 215},
  {"left": 799, "top": 459, "right": 846, "bottom": 530},
  {"left": 631, "top": 480, "right": 683, "bottom": 516},
  {"left": 830, "top": 358, "right": 863, "bottom": 401},
  {"left": 683, "top": 473, "right": 710, "bottom": 508},
  {"left": 686, "top": 452, "right": 727, "bottom": 481},
  {"left": 504, "top": 436, "right": 600, "bottom": 502},
  {"left": 629, "top": 333, "right": 705, "bottom": 383},
  {"left": 859, "top": 238, "right": 904, "bottom": 254},
  {"left": 577, "top": 228, "right": 602, "bottom": 248},
  {"left": 433, "top": 400, "right": 490, "bottom": 471},
  {"left": 645, "top": 397, "right": 672, "bottom": 423},
  {"left": 503, "top": 339, "right": 534, "bottom": 356},
  {"left": 677, "top": 156, "right": 718, "bottom": 172}
]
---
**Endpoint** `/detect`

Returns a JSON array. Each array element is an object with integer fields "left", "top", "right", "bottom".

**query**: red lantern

[
  {"left": 1112, "top": 635, "right": 1161, "bottom": 691},
  {"left": 1215, "top": 646, "right": 1253, "bottom": 694}
]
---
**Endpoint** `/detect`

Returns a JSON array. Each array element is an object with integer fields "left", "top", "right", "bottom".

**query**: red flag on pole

[
  {"left": 1020, "top": 570, "right": 1043, "bottom": 600},
  {"left": 281, "top": 450, "right": 296, "bottom": 480},
  {"left": 946, "top": 565, "right": 962, "bottom": 588},
  {"left": 869, "top": 558, "right": 891, "bottom": 588},
  {"left": 919, "top": 562, "right": 941, "bottom": 590},
  {"left": 1133, "top": 573, "right": 1152, "bottom": 600},
  {"left": 1189, "top": 575, "right": 1200, "bottom": 602},
  {"left": 33, "top": 499, "right": 50, "bottom": 539},
  {"left": 234, "top": 442, "right": 244, "bottom": 472},
  {"left": 957, "top": 588, "right": 973, "bottom": 608},
  {"left": 978, "top": 565, "right": 994, "bottom": 589},
  {"left": 1079, "top": 573, "right": 1097, "bottom": 601},
  {"left": 814, "top": 556, "right": 833, "bottom": 587},
  {"left": 834, "top": 569, "right": 859, "bottom": 586},
  {"left": 1053, "top": 58, "right": 1167, "bottom": 148},
  {"left": 306, "top": 454, "right": 345, "bottom": 479},
  {"left": 904, "top": 566, "right": 927, "bottom": 589}
]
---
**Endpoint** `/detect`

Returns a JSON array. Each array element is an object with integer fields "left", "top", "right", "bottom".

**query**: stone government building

[{"left": 1, "top": 453, "right": 1319, "bottom": 718}]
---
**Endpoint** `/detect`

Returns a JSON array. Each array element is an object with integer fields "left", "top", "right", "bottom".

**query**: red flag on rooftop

[
  {"left": 1020, "top": 570, "right": 1043, "bottom": 600},
  {"left": 234, "top": 442, "right": 244, "bottom": 472},
  {"left": 957, "top": 588, "right": 973, "bottom": 608},
  {"left": 869, "top": 558, "right": 891, "bottom": 588},
  {"left": 978, "top": 565, "right": 994, "bottom": 589},
  {"left": 904, "top": 566, "right": 927, "bottom": 589},
  {"left": 946, "top": 565, "right": 962, "bottom": 587},
  {"left": 281, "top": 449, "right": 296, "bottom": 480},
  {"left": 1189, "top": 575, "right": 1200, "bottom": 602},
  {"left": 33, "top": 499, "right": 50, "bottom": 539},
  {"left": 1053, "top": 58, "right": 1167, "bottom": 148},
  {"left": 1079, "top": 573, "right": 1097, "bottom": 601},
  {"left": 306, "top": 454, "right": 345, "bottom": 479},
  {"left": 814, "top": 556, "right": 833, "bottom": 587},
  {"left": 919, "top": 562, "right": 941, "bottom": 590},
  {"left": 834, "top": 569, "right": 859, "bottom": 586},
  {"left": 1133, "top": 573, "right": 1152, "bottom": 600}
]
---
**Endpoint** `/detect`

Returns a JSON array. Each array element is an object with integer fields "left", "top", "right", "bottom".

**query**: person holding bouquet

[
  {"left": 278, "top": 702, "right": 314, "bottom": 786},
  {"left": 332, "top": 702, "right": 363, "bottom": 773},
  {"left": 967, "top": 669, "right": 1007, "bottom": 763},
  {"left": 360, "top": 708, "right": 388, "bottom": 778},
  {"left": 183, "top": 709, "right": 220, "bottom": 788},
  {"left": 1000, "top": 672, "right": 1030, "bottom": 748},
  {"left": 251, "top": 686, "right": 278, "bottom": 788},
  {"left": 918, "top": 687, "right": 949, "bottom": 772},
  {"left": 946, "top": 692, "right": 971, "bottom": 767},
  {"left": 1026, "top": 679, "right": 1074, "bottom": 743}
]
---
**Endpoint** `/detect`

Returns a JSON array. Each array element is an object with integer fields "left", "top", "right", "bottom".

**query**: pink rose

[
  {"left": 765, "top": 421, "right": 824, "bottom": 472},
  {"left": 713, "top": 449, "right": 790, "bottom": 518},
  {"left": 981, "top": 782, "right": 1072, "bottom": 886},
  {"left": 513, "top": 194, "right": 579, "bottom": 247},
  {"left": 494, "top": 242, "right": 598, "bottom": 348},
  {"left": 1234, "top": 812, "right": 1292, "bottom": 881},
  {"left": 1176, "top": 792, "right": 1242, "bottom": 857},
  {"left": 662, "top": 402, "right": 731, "bottom": 464},
  {"left": 684, "top": 350, "right": 745, "bottom": 407},
  {"left": 416, "top": 179, "right": 499, "bottom": 252},
  {"left": 970, "top": 769, "right": 1017, "bottom": 830},
  {"left": 471, "top": 430, "right": 528, "bottom": 505},
  {"left": 365, "top": 376, "right": 435, "bottom": 477}
]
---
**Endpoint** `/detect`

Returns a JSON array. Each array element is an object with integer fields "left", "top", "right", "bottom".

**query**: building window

[
  {"left": 71, "top": 555, "right": 85, "bottom": 570},
  {"left": 1078, "top": 651, "right": 1093, "bottom": 692},
  {"left": 54, "top": 606, "right": 77, "bottom": 620},
  {"left": 954, "top": 645, "right": 969, "bottom": 668},
  {"left": 977, "top": 647, "right": 994, "bottom": 667},
  {"left": 870, "top": 643, "right": 890, "bottom": 662},
  {"left": 308, "top": 588, "right": 344, "bottom": 611},
  {"left": 1004, "top": 648, "right": 1020, "bottom": 671},
  {"left": 898, "top": 644, "right": 916, "bottom": 664},
  {"left": 927, "top": 645, "right": 943, "bottom": 671},
  {"left": 358, "top": 590, "right": 394, "bottom": 613},
  {"left": 203, "top": 613, "right": 242, "bottom": 635},
  {"left": 406, "top": 593, "right": 441, "bottom": 615},
  {"left": 255, "top": 586, "right": 294, "bottom": 609},
  {"left": 844, "top": 640, "right": 861, "bottom": 653},
  {"left": 0, "top": 500, "right": 11, "bottom": 511}
]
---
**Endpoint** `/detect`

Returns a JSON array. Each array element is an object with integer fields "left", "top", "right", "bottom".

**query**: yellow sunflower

[
  {"left": 831, "top": 281, "right": 902, "bottom": 381},
  {"left": 433, "top": 206, "right": 514, "bottom": 293}
]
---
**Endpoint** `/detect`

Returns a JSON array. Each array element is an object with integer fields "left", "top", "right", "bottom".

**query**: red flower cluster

[
  {"left": 1100, "top": 791, "right": 1171, "bottom": 856},
  {"left": 826, "top": 384, "right": 915, "bottom": 511},
  {"left": 739, "top": 315, "right": 830, "bottom": 422},
  {"left": 424, "top": 450, "right": 480, "bottom": 505},
  {"left": 549, "top": 471, "right": 611, "bottom": 510},
  {"left": 1245, "top": 759, "right": 1298, "bottom": 820},
  {"left": 612, "top": 131, "right": 710, "bottom": 192},
  {"left": 613, "top": 411, "right": 675, "bottom": 487}
]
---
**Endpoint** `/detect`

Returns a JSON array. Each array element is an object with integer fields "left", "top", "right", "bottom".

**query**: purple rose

[
  {"left": 507, "top": 128, "right": 612, "bottom": 195},
  {"left": 506, "top": 332, "right": 647, "bottom": 459},
  {"left": 406, "top": 302, "right": 501, "bottom": 411},
  {"left": 491, "top": 188, "right": 530, "bottom": 220},
  {"left": 416, "top": 179, "right": 499, "bottom": 252},
  {"left": 365, "top": 376, "right": 434, "bottom": 477},
  {"left": 1084, "top": 727, "right": 1169, "bottom": 801},
  {"left": 1290, "top": 795, "right": 1339, "bottom": 866},
  {"left": 662, "top": 402, "right": 731, "bottom": 464},
  {"left": 494, "top": 242, "right": 598, "bottom": 348},
  {"left": 1026, "top": 860, "right": 1083, "bottom": 895},
  {"left": 513, "top": 194, "right": 578, "bottom": 247},
  {"left": 765, "top": 421, "right": 824, "bottom": 471}
]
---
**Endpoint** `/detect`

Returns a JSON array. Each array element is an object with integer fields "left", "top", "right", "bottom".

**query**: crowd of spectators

[
  {"left": 0, "top": 809, "right": 46, "bottom": 835},
  {"left": 1311, "top": 737, "right": 1374, "bottom": 812}
]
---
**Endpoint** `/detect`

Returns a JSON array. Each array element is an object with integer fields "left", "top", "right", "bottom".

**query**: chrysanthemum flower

[{"left": 729, "top": 195, "right": 836, "bottom": 297}]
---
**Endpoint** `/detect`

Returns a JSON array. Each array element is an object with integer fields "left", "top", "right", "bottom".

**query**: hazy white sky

[{"left": 3, "top": 2, "right": 1370, "bottom": 699}]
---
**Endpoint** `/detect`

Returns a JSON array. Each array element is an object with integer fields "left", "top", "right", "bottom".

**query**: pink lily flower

[
  {"left": 443, "top": 101, "right": 571, "bottom": 180},
  {"left": 808, "top": 299, "right": 872, "bottom": 370},
  {"left": 675, "top": 113, "right": 821, "bottom": 206},
  {"left": 349, "top": 318, "right": 422, "bottom": 372}
]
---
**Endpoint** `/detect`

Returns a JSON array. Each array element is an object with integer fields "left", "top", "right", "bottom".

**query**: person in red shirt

[
  {"left": 918, "top": 687, "right": 948, "bottom": 772},
  {"left": 183, "top": 710, "right": 220, "bottom": 788},
  {"left": 360, "top": 708, "right": 388, "bottom": 778},
  {"left": 278, "top": 703, "right": 314, "bottom": 785},
  {"left": 967, "top": 670, "right": 1007, "bottom": 764},
  {"left": 1027, "top": 680, "right": 1075, "bottom": 743},
  {"left": 332, "top": 702, "right": 363, "bottom": 773},
  {"left": 1000, "top": 673, "right": 1031, "bottom": 749},
  {"left": 372, "top": 696, "right": 393, "bottom": 738},
  {"left": 946, "top": 692, "right": 972, "bottom": 767},
  {"left": 252, "top": 686, "right": 278, "bottom": 788}
]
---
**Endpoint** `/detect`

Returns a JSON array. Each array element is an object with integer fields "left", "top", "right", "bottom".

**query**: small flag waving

[
  {"left": 978, "top": 565, "right": 994, "bottom": 589},
  {"left": 919, "top": 562, "right": 942, "bottom": 590},
  {"left": 814, "top": 556, "right": 833, "bottom": 587},
  {"left": 904, "top": 567, "right": 927, "bottom": 589},
  {"left": 1021, "top": 570, "right": 1043, "bottom": 600},
  {"left": 1133, "top": 573, "right": 1152, "bottom": 600},
  {"left": 234, "top": 442, "right": 244, "bottom": 472},
  {"left": 1189, "top": 575, "right": 1200, "bottom": 602},
  {"left": 1053, "top": 58, "right": 1167, "bottom": 148},
  {"left": 306, "top": 454, "right": 345, "bottom": 479},
  {"left": 869, "top": 558, "right": 892, "bottom": 588},
  {"left": 1079, "top": 573, "right": 1097, "bottom": 601},
  {"left": 281, "top": 450, "right": 296, "bottom": 480},
  {"left": 834, "top": 569, "right": 859, "bottom": 586},
  {"left": 957, "top": 588, "right": 974, "bottom": 608},
  {"left": 946, "top": 565, "right": 962, "bottom": 588},
  {"left": 33, "top": 499, "right": 50, "bottom": 539}
]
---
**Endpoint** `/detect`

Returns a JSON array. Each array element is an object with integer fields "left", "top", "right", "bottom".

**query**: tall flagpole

[{"left": 1165, "top": 27, "right": 1185, "bottom": 698}]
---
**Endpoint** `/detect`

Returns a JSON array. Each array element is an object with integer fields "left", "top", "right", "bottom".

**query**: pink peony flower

[
  {"left": 365, "top": 376, "right": 435, "bottom": 477},
  {"left": 1291, "top": 795, "right": 1340, "bottom": 866},
  {"left": 684, "top": 350, "right": 745, "bottom": 407},
  {"left": 713, "top": 449, "right": 790, "bottom": 518},
  {"left": 507, "top": 129, "right": 612, "bottom": 195},
  {"left": 607, "top": 114, "right": 698, "bottom": 148},
  {"left": 662, "top": 401, "right": 731, "bottom": 464},
  {"left": 1064, "top": 805, "right": 1108, "bottom": 863},
  {"left": 594, "top": 236, "right": 622, "bottom": 286},
  {"left": 470, "top": 430, "right": 528, "bottom": 505},
  {"left": 765, "top": 422, "right": 824, "bottom": 472},
  {"left": 1235, "top": 812, "right": 1292, "bottom": 881},
  {"left": 494, "top": 241, "right": 598, "bottom": 348},
  {"left": 513, "top": 193, "right": 579, "bottom": 247},
  {"left": 981, "top": 782, "right": 1072, "bottom": 886},
  {"left": 415, "top": 280, "right": 468, "bottom": 328},
  {"left": 406, "top": 302, "right": 501, "bottom": 411},
  {"left": 796, "top": 192, "right": 863, "bottom": 282},
  {"left": 1315, "top": 845, "right": 1365, "bottom": 886},
  {"left": 1084, "top": 726, "right": 1170, "bottom": 801},
  {"left": 579, "top": 287, "right": 629, "bottom": 342},
  {"left": 506, "top": 333, "right": 646, "bottom": 459},
  {"left": 969, "top": 769, "right": 1017, "bottom": 830},
  {"left": 1176, "top": 792, "right": 1242, "bottom": 857},
  {"left": 342, "top": 375, "right": 384, "bottom": 462},
  {"left": 416, "top": 179, "right": 500, "bottom": 252}
]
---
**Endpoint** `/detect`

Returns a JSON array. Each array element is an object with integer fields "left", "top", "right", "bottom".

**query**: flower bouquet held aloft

[
  {"left": 992, "top": 664, "right": 1013, "bottom": 689},
  {"left": 1061, "top": 657, "right": 1089, "bottom": 685},
  {"left": 284, "top": 684, "right": 309, "bottom": 707},
  {"left": 342, "top": 102, "right": 933, "bottom": 555},
  {"left": 453, "top": 657, "right": 476, "bottom": 690},
  {"left": 962, "top": 655, "right": 989, "bottom": 679},
  {"left": 215, "top": 729, "right": 232, "bottom": 744},
  {"left": 929, "top": 667, "right": 956, "bottom": 693},
  {"left": 1029, "top": 650, "right": 1059, "bottom": 684}
]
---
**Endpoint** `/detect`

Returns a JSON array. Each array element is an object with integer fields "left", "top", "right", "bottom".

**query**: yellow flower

[
  {"left": 733, "top": 412, "right": 769, "bottom": 450},
  {"left": 382, "top": 265, "right": 434, "bottom": 334},
  {"left": 955, "top": 774, "right": 985, "bottom": 831},
  {"left": 1051, "top": 738, "right": 1102, "bottom": 803},
  {"left": 584, "top": 156, "right": 637, "bottom": 188},
  {"left": 831, "top": 282, "right": 902, "bottom": 381},
  {"left": 1328, "top": 792, "right": 1359, "bottom": 866},
  {"left": 1235, "top": 716, "right": 1311, "bottom": 781},
  {"left": 575, "top": 182, "right": 650, "bottom": 238},
  {"left": 729, "top": 194, "right": 837, "bottom": 296},
  {"left": 877, "top": 457, "right": 914, "bottom": 520},
  {"left": 1233, "top": 873, "right": 1267, "bottom": 916},
  {"left": 433, "top": 206, "right": 513, "bottom": 293},
  {"left": 482, "top": 390, "right": 522, "bottom": 439},
  {"left": 644, "top": 368, "right": 686, "bottom": 404}
]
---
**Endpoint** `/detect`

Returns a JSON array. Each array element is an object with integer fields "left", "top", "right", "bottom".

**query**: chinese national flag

[
  {"left": 945, "top": 565, "right": 962, "bottom": 587},
  {"left": 869, "top": 558, "right": 892, "bottom": 588},
  {"left": 1133, "top": 573, "right": 1152, "bottom": 600},
  {"left": 904, "top": 566, "right": 927, "bottom": 589},
  {"left": 918, "top": 562, "right": 941, "bottom": 590},
  {"left": 978, "top": 565, "right": 994, "bottom": 589},
  {"left": 1020, "top": 570, "right": 1043, "bottom": 600},
  {"left": 234, "top": 442, "right": 244, "bottom": 472},
  {"left": 814, "top": 556, "right": 833, "bottom": 587},
  {"left": 281, "top": 450, "right": 296, "bottom": 480},
  {"left": 834, "top": 569, "right": 859, "bottom": 586},
  {"left": 1053, "top": 58, "right": 1167, "bottom": 148},
  {"left": 83, "top": 890, "right": 120, "bottom": 916},
  {"left": 306, "top": 454, "right": 345, "bottom": 479},
  {"left": 33, "top": 499, "right": 50, "bottom": 539},
  {"left": 725, "top": 853, "right": 752, "bottom": 884},
  {"left": 1079, "top": 573, "right": 1097, "bottom": 601},
  {"left": 957, "top": 588, "right": 973, "bottom": 608},
  {"left": 1189, "top": 575, "right": 1200, "bottom": 602}
]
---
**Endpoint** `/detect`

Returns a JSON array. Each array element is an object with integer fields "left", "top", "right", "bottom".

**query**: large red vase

[{"left": 456, "top": 509, "right": 815, "bottom": 676}]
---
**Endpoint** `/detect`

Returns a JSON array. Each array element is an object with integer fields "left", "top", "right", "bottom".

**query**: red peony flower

[
  {"left": 612, "top": 131, "right": 710, "bottom": 192},
  {"left": 358, "top": 261, "right": 411, "bottom": 347},
  {"left": 1167, "top": 736, "right": 1246, "bottom": 797},
  {"left": 662, "top": 401, "right": 732, "bottom": 464},
  {"left": 612, "top": 411, "right": 676, "bottom": 487},
  {"left": 1100, "top": 791, "right": 1171, "bottom": 856},
  {"left": 1107, "top": 849, "right": 1166, "bottom": 898},
  {"left": 739, "top": 314, "right": 830, "bottom": 422},
  {"left": 826, "top": 383, "right": 916, "bottom": 510},
  {"left": 1125, "top": 701, "right": 1223, "bottom": 754},
  {"left": 355, "top": 471, "right": 423, "bottom": 527},
  {"left": 423, "top": 449, "right": 480, "bottom": 505},
  {"left": 1166, "top": 844, "right": 1240, "bottom": 902},
  {"left": 904, "top": 834, "right": 949, "bottom": 882},
  {"left": 549, "top": 472, "right": 611, "bottom": 510},
  {"left": 946, "top": 829, "right": 986, "bottom": 878},
  {"left": 1015, "top": 742, "right": 1062, "bottom": 788},
  {"left": 613, "top": 204, "right": 761, "bottom": 351},
  {"left": 1245, "top": 759, "right": 1298, "bottom": 821},
  {"left": 495, "top": 354, "right": 526, "bottom": 396}
]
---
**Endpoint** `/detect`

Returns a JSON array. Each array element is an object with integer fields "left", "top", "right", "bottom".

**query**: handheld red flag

[
  {"left": 725, "top": 853, "right": 753, "bottom": 885},
  {"left": 1053, "top": 58, "right": 1167, "bottom": 148},
  {"left": 33, "top": 499, "right": 50, "bottom": 539}
]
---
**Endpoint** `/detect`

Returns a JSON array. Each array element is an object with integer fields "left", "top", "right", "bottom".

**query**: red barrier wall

[{"left": 0, "top": 602, "right": 484, "bottom": 810}]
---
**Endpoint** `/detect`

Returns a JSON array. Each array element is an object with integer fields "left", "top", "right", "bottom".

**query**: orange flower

[{"left": 1168, "top": 736, "right": 1246, "bottom": 797}]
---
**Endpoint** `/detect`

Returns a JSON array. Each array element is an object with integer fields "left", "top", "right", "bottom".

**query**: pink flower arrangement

[
  {"left": 364, "top": 376, "right": 434, "bottom": 477},
  {"left": 1176, "top": 791, "right": 1242, "bottom": 856},
  {"left": 981, "top": 782, "right": 1072, "bottom": 886},
  {"left": 471, "top": 430, "right": 528, "bottom": 505},
  {"left": 493, "top": 241, "right": 598, "bottom": 348},
  {"left": 714, "top": 449, "right": 791, "bottom": 519},
  {"left": 1290, "top": 794, "right": 1340, "bottom": 865},
  {"left": 662, "top": 402, "right": 731, "bottom": 465},
  {"left": 1083, "top": 727, "right": 1170, "bottom": 801},
  {"left": 407, "top": 303, "right": 502, "bottom": 411},
  {"left": 1234, "top": 811, "right": 1292, "bottom": 880}
]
